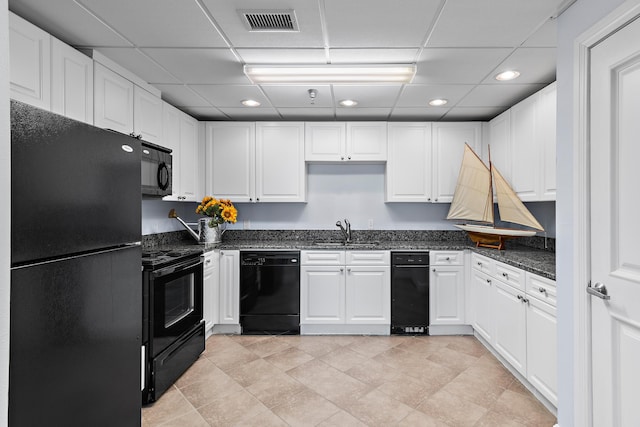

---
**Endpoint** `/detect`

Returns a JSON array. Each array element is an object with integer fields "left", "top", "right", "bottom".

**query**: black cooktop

[{"left": 141, "top": 247, "right": 203, "bottom": 269}]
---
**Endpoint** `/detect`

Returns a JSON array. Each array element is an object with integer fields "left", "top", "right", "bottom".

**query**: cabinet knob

[
  {"left": 445, "top": 257, "right": 450, "bottom": 261},
  {"left": 517, "top": 294, "right": 523, "bottom": 300},
  {"left": 249, "top": 198, "right": 253, "bottom": 202},
  {"left": 428, "top": 198, "right": 431, "bottom": 201},
  {"left": 486, "top": 279, "right": 491, "bottom": 284},
  {"left": 502, "top": 272, "right": 509, "bottom": 278},
  {"left": 477, "top": 262, "right": 482, "bottom": 266},
  {"left": 432, "top": 268, "right": 436, "bottom": 272},
  {"left": 538, "top": 287, "right": 548, "bottom": 296},
  {"left": 340, "top": 268, "right": 344, "bottom": 272},
  {"left": 341, "top": 156, "right": 344, "bottom": 161},
  {"left": 256, "top": 198, "right": 260, "bottom": 202},
  {"left": 348, "top": 156, "right": 351, "bottom": 160}
]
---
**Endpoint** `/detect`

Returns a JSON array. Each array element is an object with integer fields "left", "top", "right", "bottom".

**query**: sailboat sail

[
  {"left": 446, "top": 144, "right": 494, "bottom": 223},
  {"left": 492, "top": 164, "right": 544, "bottom": 231}
]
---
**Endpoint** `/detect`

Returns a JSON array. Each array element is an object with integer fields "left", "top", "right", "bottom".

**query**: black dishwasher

[
  {"left": 391, "top": 252, "right": 430, "bottom": 335},
  {"left": 240, "top": 251, "right": 300, "bottom": 334}
]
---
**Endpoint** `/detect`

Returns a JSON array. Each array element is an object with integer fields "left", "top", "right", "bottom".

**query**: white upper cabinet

[
  {"left": 432, "top": 122, "right": 482, "bottom": 203},
  {"left": 386, "top": 123, "right": 433, "bottom": 202},
  {"left": 9, "top": 12, "right": 51, "bottom": 110},
  {"left": 305, "top": 122, "right": 387, "bottom": 162},
  {"left": 94, "top": 62, "right": 163, "bottom": 144},
  {"left": 489, "top": 82, "right": 557, "bottom": 201},
  {"left": 163, "top": 103, "right": 201, "bottom": 202},
  {"left": 133, "top": 85, "right": 163, "bottom": 144},
  {"left": 51, "top": 38, "right": 93, "bottom": 124},
  {"left": 255, "top": 122, "right": 306, "bottom": 202},
  {"left": 206, "top": 122, "right": 256, "bottom": 202},
  {"left": 93, "top": 62, "right": 134, "bottom": 135}
]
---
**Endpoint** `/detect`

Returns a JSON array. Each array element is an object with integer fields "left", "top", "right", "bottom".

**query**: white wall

[
  {"left": 556, "top": 0, "right": 625, "bottom": 426},
  {"left": 1, "top": 1, "right": 10, "bottom": 423},
  {"left": 143, "top": 163, "right": 557, "bottom": 236}
]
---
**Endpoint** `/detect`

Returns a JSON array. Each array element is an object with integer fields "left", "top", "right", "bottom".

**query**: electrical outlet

[
  {"left": 243, "top": 219, "right": 250, "bottom": 229},
  {"left": 368, "top": 219, "right": 374, "bottom": 230}
]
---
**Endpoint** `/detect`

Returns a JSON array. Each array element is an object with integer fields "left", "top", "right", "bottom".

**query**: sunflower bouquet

[{"left": 196, "top": 196, "right": 238, "bottom": 228}]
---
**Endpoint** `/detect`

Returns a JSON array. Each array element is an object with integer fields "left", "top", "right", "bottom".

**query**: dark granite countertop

[{"left": 143, "top": 230, "right": 556, "bottom": 280}]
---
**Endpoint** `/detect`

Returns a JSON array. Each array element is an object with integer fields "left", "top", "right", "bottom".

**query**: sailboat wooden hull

[{"left": 454, "top": 224, "right": 537, "bottom": 250}]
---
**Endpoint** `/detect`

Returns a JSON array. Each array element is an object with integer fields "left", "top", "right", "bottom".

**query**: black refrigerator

[{"left": 9, "top": 101, "right": 142, "bottom": 426}]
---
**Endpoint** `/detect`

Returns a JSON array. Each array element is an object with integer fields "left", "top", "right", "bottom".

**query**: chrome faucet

[{"left": 336, "top": 219, "right": 352, "bottom": 244}]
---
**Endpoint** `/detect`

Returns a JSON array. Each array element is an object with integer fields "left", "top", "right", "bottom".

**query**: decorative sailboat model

[{"left": 447, "top": 144, "right": 544, "bottom": 250}]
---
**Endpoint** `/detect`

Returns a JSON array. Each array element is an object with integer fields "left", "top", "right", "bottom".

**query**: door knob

[{"left": 587, "top": 282, "right": 611, "bottom": 300}]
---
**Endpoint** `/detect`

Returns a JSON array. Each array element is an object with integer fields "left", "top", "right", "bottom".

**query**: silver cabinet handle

[
  {"left": 587, "top": 282, "right": 611, "bottom": 300},
  {"left": 502, "top": 272, "right": 509, "bottom": 279},
  {"left": 445, "top": 257, "right": 450, "bottom": 261},
  {"left": 538, "top": 287, "right": 547, "bottom": 296}
]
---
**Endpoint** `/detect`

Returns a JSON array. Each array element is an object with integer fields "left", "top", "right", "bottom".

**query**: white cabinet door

[
  {"left": 9, "top": 12, "right": 51, "bottom": 109},
  {"left": 256, "top": 122, "right": 306, "bottom": 202},
  {"left": 206, "top": 122, "right": 255, "bottom": 202},
  {"left": 178, "top": 113, "right": 200, "bottom": 201},
  {"left": 510, "top": 95, "right": 539, "bottom": 201},
  {"left": 51, "top": 38, "right": 93, "bottom": 124},
  {"left": 346, "top": 122, "right": 387, "bottom": 161},
  {"left": 432, "top": 122, "right": 482, "bottom": 203},
  {"left": 492, "top": 280, "right": 527, "bottom": 376},
  {"left": 133, "top": 85, "right": 163, "bottom": 144},
  {"left": 94, "top": 62, "right": 134, "bottom": 135},
  {"left": 486, "top": 109, "right": 511, "bottom": 182},
  {"left": 526, "top": 296, "right": 558, "bottom": 406},
  {"left": 386, "top": 122, "right": 432, "bottom": 202},
  {"left": 537, "top": 82, "right": 557, "bottom": 200},
  {"left": 300, "top": 266, "right": 345, "bottom": 324},
  {"left": 345, "top": 266, "right": 390, "bottom": 324},
  {"left": 304, "top": 122, "right": 346, "bottom": 161},
  {"left": 430, "top": 266, "right": 465, "bottom": 325},
  {"left": 470, "top": 269, "right": 494, "bottom": 343},
  {"left": 218, "top": 250, "right": 239, "bottom": 325},
  {"left": 161, "top": 103, "right": 181, "bottom": 200},
  {"left": 202, "top": 251, "right": 219, "bottom": 337}
]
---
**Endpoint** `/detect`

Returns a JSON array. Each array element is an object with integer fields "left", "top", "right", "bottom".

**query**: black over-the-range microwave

[{"left": 141, "top": 141, "right": 172, "bottom": 197}]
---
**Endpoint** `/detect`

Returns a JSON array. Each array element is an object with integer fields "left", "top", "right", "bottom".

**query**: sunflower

[{"left": 196, "top": 196, "right": 238, "bottom": 226}]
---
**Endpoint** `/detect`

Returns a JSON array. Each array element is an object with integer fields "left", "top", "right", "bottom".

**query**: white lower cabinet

[
  {"left": 218, "top": 250, "right": 239, "bottom": 326},
  {"left": 429, "top": 251, "right": 466, "bottom": 330},
  {"left": 470, "top": 254, "right": 557, "bottom": 408},
  {"left": 300, "top": 250, "right": 390, "bottom": 334},
  {"left": 202, "top": 250, "right": 219, "bottom": 338}
]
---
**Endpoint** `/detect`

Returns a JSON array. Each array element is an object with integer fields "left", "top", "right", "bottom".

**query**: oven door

[{"left": 150, "top": 256, "right": 203, "bottom": 357}]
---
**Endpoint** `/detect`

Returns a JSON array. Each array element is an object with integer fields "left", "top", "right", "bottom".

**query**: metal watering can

[{"left": 168, "top": 209, "right": 225, "bottom": 244}]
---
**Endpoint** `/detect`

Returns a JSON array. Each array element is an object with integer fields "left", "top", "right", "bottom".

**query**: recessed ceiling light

[
  {"left": 428, "top": 98, "right": 448, "bottom": 106},
  {"left": 339, "top": 99, "right": 358, "bottom": 107},
  {"left": 495, "top": 70, "right": 521, "bottom": 81},
  {"left": 241, "top": 99, "right": 261, "bottom": 107}
]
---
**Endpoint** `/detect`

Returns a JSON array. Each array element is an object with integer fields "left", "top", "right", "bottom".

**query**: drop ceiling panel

[
  {"left": 95, "top": 48, "right": 180, "bottom": 84},
  {"left": 323, "top": 0, "right": 439, "bottom": 47},
  {"left": 414, "top": 48, "right": 513, "bottom": 84},
  {"left": 484, "top": 48, "right": 557, "bottom": 84},
  {"left": 261, "top": 85, "right": 333, "bottom": 108},
  {"left": 200, "top": 0, "right": 325, "bottom": 48},
  {"left": 523, "top": 19, "right": 557, "bottom": 47},
  {"left": 236, "top": 48, "right": 327, "bottom": 64},
  {"left": 154, "top": 84, "right": 212, "bottom": 108},
  {"left": 217, "top": 107, "right": 282, "bottom": 120},
  {"left": 442, "top": 107, "right": 506, "bottom": 121},
  {"left": 79, "top": 0, "right": 228, "bottom": 47},
  {"left": 328, "top": 48, "right": 420, "bottom": 64},
  {"left": 389, "top": 108, "right": 447, "bottom": 121},
  {"left": 335, "top": 107, "right": 392, "bottom": 120},
  {"left": 189, "top": 84, "right": 270, "bottom": 107},
  {"left": 396, "top": 85, "right": 474, "bottom": 108},
  {"left": 332, "top": 85, "right": 403, "bottom": 107},
  {"left": 180, "top": 107, "right": 228, "bottom": 120},
  {"left": 276, "top": 108, "right": 336, "bottom": 120},
  {"left": 141, "top": 48, "right": 247, "bottom": 84},
  {"left": 427, "top": 0, "right": 564, "bottom": 47},
  {"left": 458, "top": 84, "right": 547, "bottom": 108},
  {"left": 9, "top": 1, "right": 131, "bottom": 47}
]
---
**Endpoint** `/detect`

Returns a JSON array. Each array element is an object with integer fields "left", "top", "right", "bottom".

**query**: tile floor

[{"left": 142, "top": 334, "right": 556, "bottom": 427}]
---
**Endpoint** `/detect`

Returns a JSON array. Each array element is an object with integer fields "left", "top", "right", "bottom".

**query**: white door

[
  {"left": 345, "top": 266, "right": 390, "bottom": 324},
  {"left": 300, "top": 266, "right": 345, "bottom": 324},
  {"left": 589, "top": 15, "right": 640, "bottom": 427}
]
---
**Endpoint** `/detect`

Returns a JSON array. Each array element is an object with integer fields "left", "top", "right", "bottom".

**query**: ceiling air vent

[{"left": 238, "top": 9, "right": 299, "bottom": 32}]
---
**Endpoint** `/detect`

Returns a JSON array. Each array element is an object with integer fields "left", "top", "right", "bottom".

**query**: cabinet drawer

[
  {"left": 346, "top": 251, "right": 389, "bottom": 266},
  {"left": 301, "top": 250, "right": 345, "bottom": 265},
  {"left": 495, "top": 261, "right": 524, "bottom": 291},
  {"left": 471, "top": 253, "right": 494, "bottom": 275},
  {"left": 526, "top": 272, "right": 557, "bottom": 306},
  {"left": 430, "top": 251, "right": 464, "bottom": 266}
]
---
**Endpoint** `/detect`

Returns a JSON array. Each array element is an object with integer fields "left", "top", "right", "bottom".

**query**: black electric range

[{"left": 141, "top": 247, "right": 203, "bottom": 269}]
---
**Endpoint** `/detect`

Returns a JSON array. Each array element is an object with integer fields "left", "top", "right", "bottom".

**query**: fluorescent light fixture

[
  {"left": 428, "top": 98, "right": 448, "bottom": 106},
  {"left": 241, "top": 99, "right": 261, "bottom": 107},
  {"left": 244, "top": 64, "right": 416, "bottom": 84},
  {"left": 339, "top": 99, "right": 358, "bottom": 107},
  {"left": 495, "top": 70, "right": 520, "bottom": 81}
]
